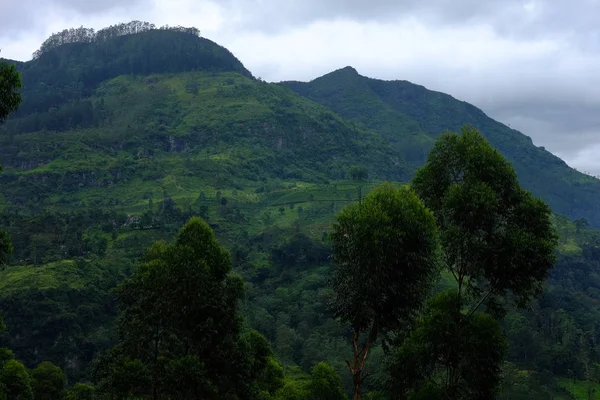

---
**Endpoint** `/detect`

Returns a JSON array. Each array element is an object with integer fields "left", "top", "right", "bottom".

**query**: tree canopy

[
  {"left": 95, "top": 217, "right": 283, "bottom": 399},
  {"left": 412, "top": 125, "right": 558, "bottom": 309},
  {"left": 0, "top": 59, "right": 21, "bottom": 123},
  {"left": 330, "top": 183, "right": 440, "bottom": 399},
  {"left": 386, "top": 125, "right": 558, "bottom": 398},
  {"left": 31, "top": 361, "right": 66, "bottom": 400},
  {"left": 32, "top": 21, "right": 200, "bottom": 59},
  {"left": 387, "top": 291, "right": 507, "bottom": 399}
]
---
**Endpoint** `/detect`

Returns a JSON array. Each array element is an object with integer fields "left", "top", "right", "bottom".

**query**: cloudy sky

[{"left": 1, "top": 0, "right": 599, "bottom": 174}]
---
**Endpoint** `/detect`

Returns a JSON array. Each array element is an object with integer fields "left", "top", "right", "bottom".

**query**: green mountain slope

[
  {"left": 0, "top": 70, "right": 405, "bottom": 210},
  {"left": 281, "top": 67, "right": 600, "bottom": 228},
  {"left": 2, "top": 24, "right": 600, "bottom": 396},
  {"left": 10, "top": 26, "right": 253, "bottom": 120},
  {"left": 0, "top": 28, "right": 406, "bottom": 381}
]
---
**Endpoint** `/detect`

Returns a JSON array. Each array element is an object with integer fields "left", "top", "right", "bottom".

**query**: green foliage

[
  {"left": 0, "top": 61, "right": 22, "bottom": 122},
  {"left": 331, "top": 183, "right": 440, "bottom": 336},
  {"left": 0, "top": 23, "right": 598, "bottom": 400},
  {"left": 558, "top": 378, "right": 600, "bottom": 399},
  {"left": 96, "top": 217, "right": 283, "bottom": 399},
  {"left": 282, "top": 67, "right": 600, "bottom": 229},
  {"left": 31, "top": 361, "right": 66, "bottom": 400},
  {"left": 239, "top": 330, "right": 285, "bottom": 397},
  {"left": 270, "top": 362, "right": 347, "bottom": 400},
  {"left": 10, "top": 21, "right": 250, "bottom": 121},
  {"left": 383, "top": 127, "right": 557, "bottom": 398},
  {"left": 501, "top": 364, "right": 572, "bottom": 400},
  {"left": 330, "top": 183, "right": 440, "bottom": 398},
  {"left": 272, "top": 381, "right": 309, "bottom": 400},
  {"left": 64, "top": 383, "right": 96, "bottom": 400},
  {"left": 307, "top": 362, "right": 348, "bottom": 400},
  {"left": 0, "top": 57, "right": 19, "bottom": 306},
  {"left": 412, "top": 125, "right": 558, "bottom": 308},
  {"left": 0, "top": 359, "right": 33, "bottom": 400},
  {"left": 387, "top": 291, "right": 507, "bottom": 399}
]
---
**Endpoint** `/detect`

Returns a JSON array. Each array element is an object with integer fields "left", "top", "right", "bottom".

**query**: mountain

[
  {"left": 1, "top": 23, "right": 600, "bottom": 398},
  {"left": 11, "top": 26, "right": 253, "bottom": 119},
  {"left": 0, "top": 27, "right": 407, "bottom": 382},
  {"left": 282, "top": 67, "right": 600, "bottom": 228}
]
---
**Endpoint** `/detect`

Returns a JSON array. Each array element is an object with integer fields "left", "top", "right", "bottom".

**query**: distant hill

[
  {"left": 281, "top": 66, "right": 600, "bottom": 227},
  {"left": 5, "top": 25, "right": 253, "bottom": 118}
]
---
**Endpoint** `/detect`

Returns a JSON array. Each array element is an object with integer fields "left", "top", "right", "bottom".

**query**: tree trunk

[
  {"left": 353, "top": 369, "right": 362, "bottom": 400},
  {"left": 346, "top": 328, "right": 375, "bottom": 400}
]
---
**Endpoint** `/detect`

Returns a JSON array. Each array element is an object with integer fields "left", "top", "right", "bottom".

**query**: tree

[
  {"left": 386, "top": 291, "right": 506, "bottom": 399},
  {"left": 0, "top": 58, "right": 20, "bottom": 268},
  {"left": 396, "top": 125, "right": 558, "bottom": 397},
  {"left": 0, "top": 59, "right": 22, "bottom": 122},
  {"left": 412, "top": 126, "right": 557, "bottom": 311},
  {"left": 330, "top": 183, "right": 440, "bottom": 400},
  {"left": 0, "top": 359, "right": 33, "bottom": 400},
  {"left": 31, "top": 361, "right": 66, "bottom": 400},
  {"left": 270, "top": 362, "right": 347, "bottom": 400},
  {"left": 95, "top": 217, "right": 283, "bottom": 399},
  {"left": 64, "top": 383, "right": 95, "bottom": 400},
  {"left": 307, "top": 362, "right": 348, "bottom": 400},
  {"left": 273, "top": 381, "right": 308, "bottom": 400},
  {"left": 239, "top": 330, "right": 284, "bottom": 398}
]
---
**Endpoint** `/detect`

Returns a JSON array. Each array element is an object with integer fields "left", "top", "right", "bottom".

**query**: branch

[
  {"left": 345, "top": 359, "right": 354, "bottom": 373},
  {"left": 465, "top": 289, "right": 493, "bottom": 318},
  {"left": 352, "top": 329, "right": 359, "bottom": 359},
  {"left": 360, "top": 370, "right": 373, "bottom": 384},
  {"left": 358, "top": 324, "right": 378, "bottom": 371},
  {"left": 449, "top": 265, "right": 459, "bottom": 284}
]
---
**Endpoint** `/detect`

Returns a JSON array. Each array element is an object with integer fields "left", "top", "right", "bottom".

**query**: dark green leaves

[
  {"left": 389, "top": 126, "right": 558, "bottom": 398},
  {"left": 307, "top": 362, "right": 348, "bottom": 400},
  {"left": 331, "top": 183, "right": 440, "bottom": 399},
  {"left": 31, "top": 361, "right": 66, "bottom": 400},
  {"left": 98, "top": 217, "right": 282, "bottom": 399},
  {"left": 331, "top": 183, "right": 440, "bottom": 335},
  {"left": 387, "top": 291, "right": 507, "bottom": 400},
  {"left": 0, "top": 359, "right": 33, "bottom": 400},
  {"left": 0, "top": 62, "right": 21, "bottom": 123},
  {"left": 412, "top": 125, "right": 558, "bottom": 306}
]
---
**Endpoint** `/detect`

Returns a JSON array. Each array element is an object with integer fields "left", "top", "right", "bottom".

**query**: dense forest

[{"left": 1, "top": 21, "right": 600, "bottom": 399}]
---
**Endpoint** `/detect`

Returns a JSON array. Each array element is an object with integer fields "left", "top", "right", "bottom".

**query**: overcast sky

[{"left": 1, "top": 0, "right": 599, "bottom": 174}]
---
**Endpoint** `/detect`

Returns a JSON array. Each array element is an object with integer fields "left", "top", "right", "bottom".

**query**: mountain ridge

[{"left": 281, "top": 66, "right": 600, "bottom": 227}]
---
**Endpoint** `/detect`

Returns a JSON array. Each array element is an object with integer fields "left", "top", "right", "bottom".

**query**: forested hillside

[
  {"left": 282, "top": 67, "right": 600, "bottom": 228},
  {"left": 1, "top": 21, "right": 600, "bottom": 399}
]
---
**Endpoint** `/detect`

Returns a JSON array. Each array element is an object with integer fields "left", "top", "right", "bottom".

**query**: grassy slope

[
  {"left": 281, "top": 67, "right": 600, "bottom": 228},
  {"left": 0, "top": 71, "right": 405, "bottom": 199}
]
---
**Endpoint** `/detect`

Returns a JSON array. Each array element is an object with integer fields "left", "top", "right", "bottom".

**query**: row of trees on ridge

[{"left": 32, "top": 21, "right": 200, "bottom": 59}]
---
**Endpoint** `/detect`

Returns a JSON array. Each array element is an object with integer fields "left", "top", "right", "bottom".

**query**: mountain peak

[
  {"left": 338, "top": 66, "right": 359, "bottom": 74},
  {"left": 322, "top": 65, "right": 361, "bottom": 79},
  {"left": 11, "top": 22, "right": 252, "bottom": 116}
]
